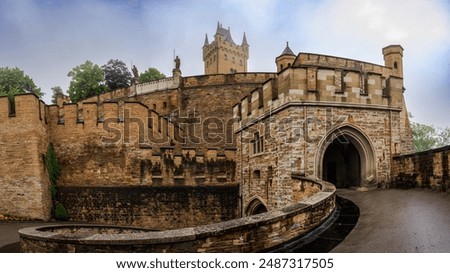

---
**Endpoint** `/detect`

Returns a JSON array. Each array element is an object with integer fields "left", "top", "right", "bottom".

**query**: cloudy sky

[{"left": 1, "top": 0, "right": 449, "bottom": 126}]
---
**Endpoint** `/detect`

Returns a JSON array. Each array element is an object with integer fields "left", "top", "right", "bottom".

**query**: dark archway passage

[
  {"left": 316, "top": 125, "right": 377, "bottom": 189},
  {"left": 245, "top": 198, "right": 268, "bottom": 216},
  {"left": 323, "top": 137, "right": 361, "bottom": 188}
]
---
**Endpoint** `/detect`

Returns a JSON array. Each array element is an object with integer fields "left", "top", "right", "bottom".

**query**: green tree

[
  {"left": 67, "top": 60, "right": 106, "bottom": 102},
  {"left": 102, "top": 59, "right": 132, "bottom": 90},
  {"left": 436, "top": 127, "right": 450, "bottom": 148},
  {"left": 0, "top": 67, "right": 43, "bottom": 97},
  {"left": 411, "top": 122, "right": 437, "bottom": 152},
  {"left": 139, "top": 67, "right": 166, "bottom": 83},
  {"left": 50, "top": 86, "right": 64, "bottom": 104},
  {"left": 410, "top": 117, "right": 450, "bottom": 152}
]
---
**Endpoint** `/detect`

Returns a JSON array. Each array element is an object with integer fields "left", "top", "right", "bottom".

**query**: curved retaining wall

[{"left": 19, "top": 177, "right": 335, "bottom": 253}]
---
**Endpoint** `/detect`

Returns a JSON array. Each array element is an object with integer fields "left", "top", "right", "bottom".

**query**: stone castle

[{"left": 1, "top": 23, "right": 449, "bottom": 238}]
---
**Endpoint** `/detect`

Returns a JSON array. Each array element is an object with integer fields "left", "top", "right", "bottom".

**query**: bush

[{"left": 54, "top": 203, "right": 69, "bottom": 221}]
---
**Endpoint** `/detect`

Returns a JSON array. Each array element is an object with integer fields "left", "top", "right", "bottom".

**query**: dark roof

[
  {"left": 281, "top": 42, "right": 295, "bottom": 56},
  {"left": 242, "top": 32, "right": 249, "bottom": 46},
  {"left": 215, "top": 22, "right": 235, "bottom": 44}
]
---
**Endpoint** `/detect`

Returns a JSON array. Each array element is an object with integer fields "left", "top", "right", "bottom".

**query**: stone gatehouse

[{"left": 233, "top": 44, "right": 413, "bottom": 213}]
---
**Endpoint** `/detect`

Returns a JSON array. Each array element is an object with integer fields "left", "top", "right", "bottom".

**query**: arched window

[
  {"left": 232, "top": 57, "right": 235, "bottom": 63},
  {"left": 224, "top": 54, "right": 228, "bottom": 61},
  {"left": 394, "top": 61, "right": 398, "bottom": 69},
  {"left": 280, "top": 64, "right": 284, "bottom": 70}
]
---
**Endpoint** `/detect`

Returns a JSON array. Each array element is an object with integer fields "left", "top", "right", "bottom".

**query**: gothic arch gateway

[{"left": 316, "top": 125, "right": 377, "bottom": 188}]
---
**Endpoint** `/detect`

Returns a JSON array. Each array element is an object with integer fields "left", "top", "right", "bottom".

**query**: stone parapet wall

[
  {"left": 183, "top": 73, "right": 274, "bottom": 88},
  {"left": 135, "top": 77, "right": 176, "bottom": 95},
  {"left": 20, "top": 178, "right": 335, "bottom": 253},
  {"left": 234, "top": 68, "right": 405, "bottom": 125},
  {"left": 296, "top": 52, "right": 392, "bottom": 76},
  {"left": 392, "top": 146, "right": 450, "bottom": 191},
  {"left": 57, "top": 185, "right": 239, "bottom": 229}
]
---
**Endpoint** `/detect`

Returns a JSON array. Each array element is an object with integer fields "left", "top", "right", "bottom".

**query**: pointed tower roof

[
  {"left": 242, "top": 32, "right": 249, "bottom": 46},
  {"left": 280, "top": 42, "right": 295, "bottom": 56},
  {"left": 204, "top": 33, "right": 209, "bottom": 46},
  {"left": 215, "top": 22, "right": 235, "bottom": 44}
]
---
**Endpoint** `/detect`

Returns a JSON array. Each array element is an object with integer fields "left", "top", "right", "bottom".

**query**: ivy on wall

[{"left": 45, "top": 144, "right": 68, "bottom": 221}]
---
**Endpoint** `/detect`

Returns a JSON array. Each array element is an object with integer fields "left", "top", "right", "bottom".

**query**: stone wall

[
  {"left": 392, "top": 146, "right": 450, "bottom": 191},
  {"left": 20, "top": 178, "right": 335, "bottom": 253},
  {"left": 0, "top": 94, "right": 51, "bottom": 220},
  {"left": 177, "top": 73, "right": 275, "bottom": 147},
  {"left": 57, "top": 185, "right": 239, "bottom": 229}
]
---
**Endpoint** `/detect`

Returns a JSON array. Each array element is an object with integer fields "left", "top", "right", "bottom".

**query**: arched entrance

[
  {"left": 245, "top": 197, "right": 268, "bottom": 216},
  {"left": 323, "top": 136, "right": 361, "bottom": 188},
  {"left": 316, "top": 125, "right": 376, "bottom": 188}
]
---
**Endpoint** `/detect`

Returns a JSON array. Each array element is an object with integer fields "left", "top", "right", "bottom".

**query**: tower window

[
  {"left": 394, "top": 61, "right": 398, "bottom": 69},
  {"left": 252, "top": 132, "right": 264, "bottom": 155}
]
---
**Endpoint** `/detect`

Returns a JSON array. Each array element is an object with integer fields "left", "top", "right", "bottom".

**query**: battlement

[
  {"left": 233, "top": 65, "right": 404, "bottom": 126},
  {"left": 48, "top": 100, "right": 178, "bottom": 145},
  {"left": 0, "top": 93, "right": 48, "bottom": 125}
]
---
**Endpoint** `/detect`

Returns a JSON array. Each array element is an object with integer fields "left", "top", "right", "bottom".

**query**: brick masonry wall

[
  {"left": 392, "top": 145, "right": 450, "bottom": 191},
  {"left": 57, "top": 185, "right": 239, "bottom": 229}
]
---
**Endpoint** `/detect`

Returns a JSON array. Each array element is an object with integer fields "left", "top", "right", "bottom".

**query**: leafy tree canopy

[
  {"left": 51, "top": 86, "right": 64, "bottom": 104},
  {"left": 410, "top": 115, "right": 450, "bottom": 152},
  {"left": 67, "top": 60, "right": 106, "bottom": 103},
  {"left": 0, "top": 67, "right": 43, "bottom": 97},
  {"left": 139, "top": 67, "right": 166, "bottom": 83},
  {"left": 102, "top": 59, "right": 132, "bottom": 90}
]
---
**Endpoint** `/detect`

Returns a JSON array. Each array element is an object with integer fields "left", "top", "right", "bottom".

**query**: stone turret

[
  {"left": 383, "top": 45, "right": 404, "bottom": 78},
  {"left": 276, "top": 42, "right": 296, "bottom": 72}
]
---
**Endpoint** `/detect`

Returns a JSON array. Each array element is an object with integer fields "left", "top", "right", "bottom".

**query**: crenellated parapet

[
  {"left": 233, "top": 58, "right": 405, "bottom": 126},
  {"left": 48, "top": 100, "right": 178, "bottom": 146},
  {"left": 0, "top": 93, "right": 48, "bottom": 124}
]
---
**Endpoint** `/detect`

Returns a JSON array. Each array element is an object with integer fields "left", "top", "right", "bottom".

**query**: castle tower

[
  {"left": 203, "top": 22, "right": 249, "bottom": 74},
  {"left": 276, "top": 42, "right": 296, "bottom": 72},
  {"left": 382, "top": 45, "right": 403, "bottom": 78}
]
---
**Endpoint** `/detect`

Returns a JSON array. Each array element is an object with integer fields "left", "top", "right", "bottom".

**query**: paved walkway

[
  {"left": 1, "top": 188, "right": 449, "bottom": 252},
  {"left": 333, "top": 188, "right": 450, "bottom": 252}
]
